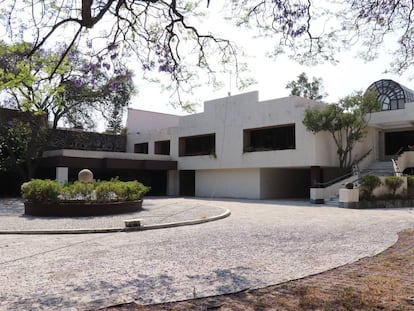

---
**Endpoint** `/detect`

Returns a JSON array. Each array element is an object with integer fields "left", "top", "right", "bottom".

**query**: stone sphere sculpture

[{"left": 78, "top": 169, "right": 94, "bottom": 183}]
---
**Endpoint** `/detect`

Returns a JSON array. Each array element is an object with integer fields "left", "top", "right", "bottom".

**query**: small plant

[
  {"left": 359, "top": 175, "right": 382, "bottom": 200},
  {"left": 21, "top": 179, "right": 61, "bottom": 203},
  {"left": 384, "top": 176, "right": 404, "bottom": 198}
]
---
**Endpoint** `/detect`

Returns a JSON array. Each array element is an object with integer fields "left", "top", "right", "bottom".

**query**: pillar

[{"left": 56, "top": 167, "right": 68, "bottom": 183}]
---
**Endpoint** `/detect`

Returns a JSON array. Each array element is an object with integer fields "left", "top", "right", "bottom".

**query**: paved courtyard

[{"left": 0, "top": 197, "right": 414, "bottom": 311}]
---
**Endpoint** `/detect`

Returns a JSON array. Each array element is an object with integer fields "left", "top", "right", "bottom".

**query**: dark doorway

[
  {"left": 179, "top": 170, "right": 195, "bottom": 196},
  {"left": 385, "top": 131, "right": 414, "bottom": 156}
]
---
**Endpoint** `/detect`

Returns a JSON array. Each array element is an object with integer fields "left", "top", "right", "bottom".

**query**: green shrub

[
  {"left": 61, "top": 181, "right": 96, "bottom": 200},
  {"left": 118, "top": 181, "right": 150, "bottom": 200},
  {"left": 95, "top": 181, "right": 118, "bottom": 202},
  {"left": 407, "top": 175, "right": 414, "bottom": 188},
  {"left": 21, "top": 178, "right": 150, "bottom": 203},
  {"left": 359, "top": 175, "right": 382, "bottom": 200},
  {"left": 385, "top": 176, "right": 404, "bottom": 197},
  {"left": 95, "top": 180, "right": 150, "bottom": 202},
  {"left": 21, "top": 179, "right": 61, "bottom": 203}
]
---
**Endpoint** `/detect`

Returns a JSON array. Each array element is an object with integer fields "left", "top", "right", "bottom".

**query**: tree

[
  {"left": 286, "top": 72, "right": 326, "bottom": 100},
  {"left": 0, "top": 110, "right": 47, "bottom": 181},
  {"left": 0, "top": 1, "right": 412, "bottom": 104},
  {"left": 303, "top": 90, "right": 380, "bottom": 168},
  {"left": 0, "top": 41, "right": 134, "bottom": 130}
]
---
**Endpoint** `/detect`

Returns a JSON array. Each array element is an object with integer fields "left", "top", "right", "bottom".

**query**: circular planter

[{"left": 24, "top": 200, "right": 143, "bottom": 217}]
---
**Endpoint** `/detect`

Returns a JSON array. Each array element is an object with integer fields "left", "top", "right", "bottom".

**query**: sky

[{"left": 129, "top": 2, "right": 414, "bottom": 116}]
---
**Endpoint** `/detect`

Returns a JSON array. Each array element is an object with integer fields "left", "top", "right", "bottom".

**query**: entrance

[
  {"left": 385, "top": 130, "right": 414, "bottom": 156},
  {"left": 179, "top": 170, "right": 195, "bottom": 196}
]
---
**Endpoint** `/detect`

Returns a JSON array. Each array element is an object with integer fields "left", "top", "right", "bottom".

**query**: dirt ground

[{"left": 99, "top": 229, "right": 414, "bottom": 311}]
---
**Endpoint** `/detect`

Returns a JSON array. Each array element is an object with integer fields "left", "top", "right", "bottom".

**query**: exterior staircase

[
  {"left": 321, "top": 160, "right": 396, "bottom": 207},
  {"left": 359, "top": 160, "right": 395, "bottom": 176}
]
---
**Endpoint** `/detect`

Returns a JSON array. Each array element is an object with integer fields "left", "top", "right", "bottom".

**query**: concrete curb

[{"left": 0, "top": 209, "right": 231, "bottom": 235}]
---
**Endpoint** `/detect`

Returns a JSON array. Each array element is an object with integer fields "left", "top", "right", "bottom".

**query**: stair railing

[{"left": 313, "top": 149, "right": 372, "bottom": 188}]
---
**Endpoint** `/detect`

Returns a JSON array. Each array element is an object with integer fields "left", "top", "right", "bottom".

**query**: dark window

[
  {"left": 134, "top": 142, "right": 148, "bottom": 154},
  {"left": 385, "top": 131, "right": 414, "bottom": 155},
  {"left": 179, "top": 133, "right": 215, "bottom": 156},
  {"left": 155, "top": 140, "right": 170, "bottom": 155},
  {"left": 243, "top": 124, "right": 295, "bottom": 152}
]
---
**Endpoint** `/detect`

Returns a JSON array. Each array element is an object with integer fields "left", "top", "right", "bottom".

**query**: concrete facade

[
  {"left": 38, "top": 81, "right": 414, "bottom": 200},
  {"left": 126, "top": 91, "right": 372, "bottom": 199}
]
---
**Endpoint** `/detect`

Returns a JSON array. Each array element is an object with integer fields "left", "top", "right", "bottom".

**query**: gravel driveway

[{"left": 1, "top": 198, "right": 413, "bottom": 311}]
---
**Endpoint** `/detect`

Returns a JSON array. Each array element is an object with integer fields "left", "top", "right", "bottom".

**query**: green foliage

[
  {"left": 21, "top": 179, "right": 61, "bottom": 203},
  {"left": 359, "top": 175, "right": 382, "bottom": 200},
  {"left": 0, "top": 111, "right": 47, "bottom": 180},
  {"left": 0, "top": 40, "right": 134, "bottom": 130},
  {"left": 22, "top": 178, "right": 150, "bottom": 203},
  {"left": 286, "top": 72, "right": 327, "bottom": 100},
  {"left": 303, "top": 90, "right": 380, "bottom": 168},
  {"left": 407, "top": 175, "right": 414, "bottom": 188},
  {"left": 385, "top": 176, "right": 404, "bottom": 197},
  {"left": 95, "top": 179, "right": 150, "bottom": 202},
  {"left": 61, "top": 181, "right": 97, "bottom": 201}
]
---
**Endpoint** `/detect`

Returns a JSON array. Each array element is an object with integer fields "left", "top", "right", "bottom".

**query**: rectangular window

[
  {"left": 179, "top": 133, "right": 215, "bottom": 156},
  {"left": 155, "top": 140, "right": 170, "bottom": 155},
  {"left": 134, "top": 142, "right": 148, "bottom": 154},
  {"left": 243, "top": 124, "right": 295, "bottom": 152}
]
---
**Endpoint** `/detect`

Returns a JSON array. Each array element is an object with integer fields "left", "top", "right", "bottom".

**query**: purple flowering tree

[
  {"left": 0, "top": 0, "right": 413, "bottom": 104},
  {"left": 0, "top": 41, "right": 134, "bottom": 131}
]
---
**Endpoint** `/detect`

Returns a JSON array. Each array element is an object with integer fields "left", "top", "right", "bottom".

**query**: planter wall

[
  {"left": 350, "top": 199, "right": 414, "bottom": 209},
  {"left": 24, "top": 200, "right": 143, "bottom": 217}
]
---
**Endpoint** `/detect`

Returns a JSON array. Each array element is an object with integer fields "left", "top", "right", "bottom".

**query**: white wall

[
  {"left": 175, "top": 93, "right": 333, "bottom": 170},
  {"left": 126, "top": 109, "right": 179, "bottom": 134},
  {"left": 195, "top": 169, "right": 261, "bottom": 199},
  {"left": 167, "top": 170, "right": 179, "bottom": 196}
]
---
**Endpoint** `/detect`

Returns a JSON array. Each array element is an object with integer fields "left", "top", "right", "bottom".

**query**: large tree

[
  {"left": 0, "top": 41, "right": 134, "bottom": 130},
  {"left": 286, "top": 72, "right": 326, "bottom": 100},
  {"left": 0, "top": 1, "right": 411, "bottom": 101},
  {"left": 303, "top": 90, "right": 380, "bottom": 168},
  {"left": 0, "top": 110, "right": 47, "bottom": 181}
]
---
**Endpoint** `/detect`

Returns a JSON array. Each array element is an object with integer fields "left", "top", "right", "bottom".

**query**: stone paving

[
  {"left": 0, "top": 198, "right": 414, "bottom": 311},
  {"left": 0, "top": 197, "right": 228, "bottom": 232}
]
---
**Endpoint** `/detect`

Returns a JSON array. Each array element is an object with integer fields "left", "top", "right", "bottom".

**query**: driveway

[{"left": 1, "top": 198, "right": 413, "bottom": 310}]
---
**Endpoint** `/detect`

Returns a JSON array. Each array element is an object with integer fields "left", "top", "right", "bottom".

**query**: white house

[{"left": 41, "top": 79, "right": 414, "bottom": 200}]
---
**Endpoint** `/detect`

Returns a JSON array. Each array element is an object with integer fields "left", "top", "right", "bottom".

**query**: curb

[{"left": 0, "top": 209, "right": 231, "bottom": 235}]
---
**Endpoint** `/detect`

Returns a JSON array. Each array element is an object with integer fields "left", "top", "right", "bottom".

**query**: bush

[
  {"left": 21, "top": 178, "right": 150, "bottom": 203},
  {"left": 61, "top": 181, "right": 96, "bottom": 200},
  {"left": 407, "top": 175, "right": 414, "bottom": 188},
  {"left": 95, "top": 180, "right": 150, "bottom": 202},
  {"left": 359, "top": 175, "right": 382, "bottom": 200},
  {"left": 21, "top": 179, "right": 61, "bottom": 203},
  {"left": 385, "top": 176, "right": 404, "bottom": 198}
]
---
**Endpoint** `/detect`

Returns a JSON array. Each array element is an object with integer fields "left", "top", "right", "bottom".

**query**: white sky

[{"left": 129, "top": 2, "right": 413, "bottom": 116}]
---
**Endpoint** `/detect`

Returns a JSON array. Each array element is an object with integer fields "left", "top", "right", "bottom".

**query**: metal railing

[{"left": 313, "top": 149, "right": 372, "bottom": 188}]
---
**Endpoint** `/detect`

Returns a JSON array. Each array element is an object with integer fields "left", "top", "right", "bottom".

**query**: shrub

[
  {"left": 95, "top": 180, "right": 150, "bottom": 202},
  {"left": 61, "top": 181, "right": 96, "bottom": 200},
  {"left": 21, "top": 179, "right": 61, "bottom": 203},
  {"left": 359, "top": 175, "right": 382, "bottom": 200},
  {"left": 385, "top": 176, "right": 404, "bottom": 198},
  {"left": 21, "top": 178, "right": 150, "bottom": 203},
  {"left": 95, "top": 181, "right": 118, "bottom": 202},
  {"left": 407, "top": 175, "right": 414, "bottom": 188}
]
